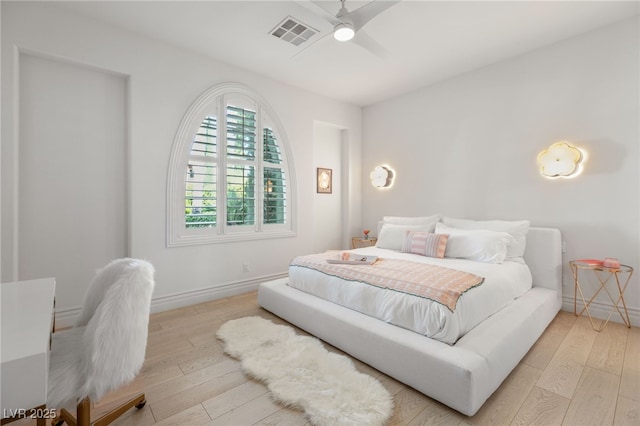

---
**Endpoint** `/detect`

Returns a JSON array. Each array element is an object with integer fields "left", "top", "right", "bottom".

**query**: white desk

[{"left": 1, "top": 278, "right": 56, "bottom": 422}]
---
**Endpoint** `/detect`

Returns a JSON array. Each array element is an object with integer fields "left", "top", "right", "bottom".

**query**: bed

[{"left": 258, "top": 225, "right": 562, "bottom": 416}]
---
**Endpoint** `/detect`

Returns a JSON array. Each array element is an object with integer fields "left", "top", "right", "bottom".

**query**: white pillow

[
  {"left": 376, "top": 223, "right": 436, "bottom": 250},
  {"left": 435, "top": 223, "right": 512, "bottom": 264},
  {"left": 442, "top": 217, "right": 530, "bottom": 259},
  {"left": 378, "top": 214, "right": 441, "bottom": 236},
  {"left": 382, "top": 214, "right": 442, "bottom": 226}
]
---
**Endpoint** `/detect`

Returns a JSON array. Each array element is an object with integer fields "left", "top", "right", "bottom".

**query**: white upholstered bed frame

[{"left": 258, "top": 227, "right": 562, "bottom": 416}]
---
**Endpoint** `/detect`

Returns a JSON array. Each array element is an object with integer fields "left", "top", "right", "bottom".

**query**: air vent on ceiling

[{"left": 270, "top": 16, "right": 318, "bottom": 46}]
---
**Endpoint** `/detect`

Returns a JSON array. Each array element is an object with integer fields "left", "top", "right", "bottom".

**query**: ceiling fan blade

[
  {"left": 347, "top": 0, "right": 400, "bottom": 31},
  {"left": 352, "top": 29, "right": 389, "bottom": 58},
  {"left": 310, "top": 0, "right": 338, "bottom": 15},
  {"left": 306, "top": 0, "right": 342, "bottom": 25}
]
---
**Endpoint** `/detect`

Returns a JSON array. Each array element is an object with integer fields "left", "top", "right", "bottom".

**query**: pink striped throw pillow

[{"left": 402, "top": 231, "right": 449, "bottom": 258}]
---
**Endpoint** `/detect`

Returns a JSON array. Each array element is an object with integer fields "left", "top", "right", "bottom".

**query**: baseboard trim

[
  {"left": 54, "top": 272, "right": 287, "bottom": 329},
  {"left": 562, "top": 296, "right": 639, "bottom": 327},
  {"left": 54, "top": 306, "right": 82, "bottom": 330},
  {"left": 150, "top": 272, "right": 287, "bottom": 313}
]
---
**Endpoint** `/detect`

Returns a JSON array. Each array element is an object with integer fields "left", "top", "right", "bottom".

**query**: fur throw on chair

[{"left": 48, "top": 258, "right": 155, "bottom": 408}]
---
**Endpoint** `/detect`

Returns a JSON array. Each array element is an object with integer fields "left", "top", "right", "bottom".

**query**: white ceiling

[{"left": 54, "top": 0, "right": 639, "bottom": 106}]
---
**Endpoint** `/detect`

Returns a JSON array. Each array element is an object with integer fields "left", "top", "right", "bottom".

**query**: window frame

[{"left": 167, "top": 83, "right": 296, "bottom": 247}]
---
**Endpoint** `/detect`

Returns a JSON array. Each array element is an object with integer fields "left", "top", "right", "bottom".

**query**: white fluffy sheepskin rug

[{"left": 216, "top": 316, "right": 394, "bottom": 426}]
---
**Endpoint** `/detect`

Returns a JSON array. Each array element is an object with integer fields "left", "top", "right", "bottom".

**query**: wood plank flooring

[{"left": 20, "top": 291, "right": 639, "bottom": 425}]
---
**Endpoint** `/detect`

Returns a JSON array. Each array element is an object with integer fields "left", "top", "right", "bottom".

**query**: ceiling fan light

[{"left": 334, "top": 23, "right": 354, "bottom": 41}]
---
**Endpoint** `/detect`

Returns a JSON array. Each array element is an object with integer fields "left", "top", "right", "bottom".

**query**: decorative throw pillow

[
  {"left": 402, "top": 231, "right": 449, "bottom": 258},
  {"left": 376, "top": 223, "right": 435, "bottom": 251}
]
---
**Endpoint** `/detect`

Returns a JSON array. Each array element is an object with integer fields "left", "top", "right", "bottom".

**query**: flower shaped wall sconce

[
  {"left": 537, "top": 141, "right": 587, "bottom": 179},
  {"left": 370, "top": 165, "right": 395, "bottom": 189}
]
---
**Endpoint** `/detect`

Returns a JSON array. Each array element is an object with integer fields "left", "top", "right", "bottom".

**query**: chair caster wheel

[{"left": 135, "top": 400, "right": 146, "bottom": 409}]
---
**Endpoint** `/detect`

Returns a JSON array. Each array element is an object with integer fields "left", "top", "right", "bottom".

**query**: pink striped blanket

[{"left": 290, "top": 253, "right": 485, "bottom": 312}]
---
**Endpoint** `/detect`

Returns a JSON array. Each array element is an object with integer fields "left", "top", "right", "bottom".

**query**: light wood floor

[{"left": 24, "top": 291, "right": 640, "bottom": 425}]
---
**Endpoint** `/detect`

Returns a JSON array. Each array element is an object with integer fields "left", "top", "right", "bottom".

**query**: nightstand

[
  {"left": 351, "top": 237, "right": 377, "bottom": 249},
  {"left": 569, "top": 260, "right": 633, "bottom": 331}
]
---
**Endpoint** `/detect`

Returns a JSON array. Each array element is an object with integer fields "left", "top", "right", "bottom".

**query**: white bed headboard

[
  {"left": 375, "top": 221, "right": 562, "bottom": 295},
  {"left": 523, "top": 227, "right": 562, "bottom": 295}
]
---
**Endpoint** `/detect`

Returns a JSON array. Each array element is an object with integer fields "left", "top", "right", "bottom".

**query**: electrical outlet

[
  {"left": 561, "top": 241, "right": 567, "bottom": 253},
  {"left": 242, "top": 263, "right": 249, "bottom": 273}
]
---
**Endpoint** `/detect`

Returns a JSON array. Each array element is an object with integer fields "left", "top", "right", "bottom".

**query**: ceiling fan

[{"left": 299, "top": 0, "right": 400, "bottom": 57}]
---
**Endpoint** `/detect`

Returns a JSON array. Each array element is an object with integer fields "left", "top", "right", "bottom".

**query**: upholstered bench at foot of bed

[{"left": 258, "top": 278, "right": 560, "bottom": 416}]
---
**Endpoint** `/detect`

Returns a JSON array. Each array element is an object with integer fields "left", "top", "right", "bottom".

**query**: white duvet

[{"left": 288, "top": 246, "right": 533, "bottom": 344}]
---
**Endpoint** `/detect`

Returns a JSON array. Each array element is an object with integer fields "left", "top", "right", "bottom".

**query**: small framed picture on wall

[{"left": 316, "top": 168, "right": 332, "bottom": 194}]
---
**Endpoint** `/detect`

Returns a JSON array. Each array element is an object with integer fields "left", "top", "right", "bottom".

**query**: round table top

[{"left": 569, "top": 260, "right": 633, "bottom": 273}]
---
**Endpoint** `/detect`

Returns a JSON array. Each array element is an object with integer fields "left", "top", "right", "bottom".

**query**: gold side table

[
  {"left": 569, "top": 260, "right": 633, "bottom": 331},
  {"left": 352, "top": 237, "right": 377, "bottom": 249}
]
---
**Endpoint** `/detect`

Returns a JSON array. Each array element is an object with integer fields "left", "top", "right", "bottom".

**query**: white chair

[{"left": 48, "top": 258, "right": 155, "bottom": 426}]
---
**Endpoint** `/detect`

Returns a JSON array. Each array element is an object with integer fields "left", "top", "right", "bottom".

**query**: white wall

[
  {"left": 313, "top": 122, "right": 344, "bottom": 253},
  {"left": 17, "top": 53, "right": 128, "bottom": 308},
  {"left": 1, "top": 2, "right": 362, "bottom": 323},
  {"left": 3, "top": 2, "right": 636, "bottom": 326},
  {"left": 362, "top": 18, "right": 639, "bottom": 325}
]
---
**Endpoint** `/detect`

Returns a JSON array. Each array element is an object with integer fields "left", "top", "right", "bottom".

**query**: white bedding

[
  {"left": 288, "top": 246, "right": 532, "bottom": 344},
  {"left": 261, "top": 226, "right": 562, "bottom": 415}
]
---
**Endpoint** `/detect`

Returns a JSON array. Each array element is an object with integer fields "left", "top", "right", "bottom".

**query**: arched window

[{"left": 167, "top": 83, "right": 296, "bottom": 246}]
